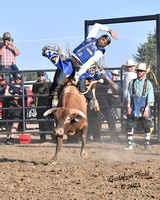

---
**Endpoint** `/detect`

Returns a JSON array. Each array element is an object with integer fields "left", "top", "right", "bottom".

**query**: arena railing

[{"left": 0, "top": 68, "right": 158, "bottom": 141}]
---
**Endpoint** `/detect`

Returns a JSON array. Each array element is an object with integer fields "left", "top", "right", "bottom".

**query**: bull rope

[{"left": 78, "top": 79, "right": 104, "bottom": 95}]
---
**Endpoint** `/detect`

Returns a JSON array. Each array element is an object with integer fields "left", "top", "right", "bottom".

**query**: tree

[
  {"left": 24, "top": 73, "right": 37, "bottom": 81},
  {"left": 133, "top": 30, "right": 156, "bottom": 67},
  {"left": 24, "top": 73, "right": 50, "bottom": 82}
]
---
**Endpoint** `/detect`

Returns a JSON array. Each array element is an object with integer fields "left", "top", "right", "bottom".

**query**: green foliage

[
  {"left": 24, "top": 73, "right": 37, "bottom": 81},
  {"left": 24, "top": 73, "right": 50, "bottom": 82},
  {"left": 133, "top": 30, "right": 156, "bottom": 67}
]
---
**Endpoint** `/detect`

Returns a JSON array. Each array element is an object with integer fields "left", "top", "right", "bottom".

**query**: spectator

[
  {"left": 32, "top": 72, "right": 55, "bottom": 143},
  {"left": 3, "top": 73, "right": 27, "bottom": 145},
  {"left": 121, "top": 59, "right": 137, "bottom": 101},
  {"left": 0, "top": 32, "right": 20, "bottom": 83},
  {"left": 125, "top": 63, "right": 154, "bottom": 150},
  {"left": 10, "top": 77, "right": 15, "bottom": 84},
  {"left": 88, "top": 72, "right": 120, "bottom": 142},
  {"left": 0, "top": 77, "right": 8, "bottom": 129},
  {"left": 0, "top": 77, "right": 7, "bottom": 96},
  {"left": 110, "top": 69, "right": 121, "bottom": 119}
]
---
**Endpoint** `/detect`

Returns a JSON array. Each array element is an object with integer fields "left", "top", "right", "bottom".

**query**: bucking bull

[
  {"left": 44, "top": 85, "right": 88, "bottom": 165},
  {"left": 44, "top": 72, "right": 117, "bottom": 165}
]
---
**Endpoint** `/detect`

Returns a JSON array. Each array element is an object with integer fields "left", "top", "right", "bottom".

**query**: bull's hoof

[
  {"left": 48, "top": 159, "right": 57, "bottom": 166},
  {"left": 80, "top": 150, "right": 88, "bottom": 158}
]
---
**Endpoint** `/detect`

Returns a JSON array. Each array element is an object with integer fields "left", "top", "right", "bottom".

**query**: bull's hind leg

[
  {"left": 80, "top": 124, "right": 88, "bottom": 158},
  {"left": 48, "top": 135, "right": 63, "bottom": 165}
]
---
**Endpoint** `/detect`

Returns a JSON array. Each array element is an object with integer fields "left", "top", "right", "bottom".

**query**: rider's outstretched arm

[{"left": 87, "top": 23, "right": 117, "bottom": 40}]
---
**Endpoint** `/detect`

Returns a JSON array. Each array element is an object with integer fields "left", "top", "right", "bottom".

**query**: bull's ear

[{"left": 43, "top": 108, "right": 57, "bottom": 117}]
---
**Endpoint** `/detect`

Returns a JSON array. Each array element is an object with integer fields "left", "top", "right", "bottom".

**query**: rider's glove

[{"left": 74, "top": 72, "right": 80, "bottom": 84}]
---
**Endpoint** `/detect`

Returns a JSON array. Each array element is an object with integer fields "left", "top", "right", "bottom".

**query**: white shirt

[
  {"left": 77, "top": 23, "right": 109, "bottom": 76},
  {"left": 123, "top": 71, "right": 137, "bottom": 99}
]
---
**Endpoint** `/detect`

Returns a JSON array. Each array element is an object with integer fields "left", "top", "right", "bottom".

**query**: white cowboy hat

[
  {"left": 111, "top": 69, "right": 119, "bottom": 76},
  {"left": 136, "top": 63, "right": 150, "bottom": 73},
  {"left": 121, "top": 59, "right": 137, "bottom": 71}
]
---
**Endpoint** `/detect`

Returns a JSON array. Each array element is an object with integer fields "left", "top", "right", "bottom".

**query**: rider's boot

[{"left": 42, "top": 45, "right": 59, "bottom": 63}]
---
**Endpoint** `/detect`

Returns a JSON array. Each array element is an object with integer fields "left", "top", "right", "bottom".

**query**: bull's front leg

[
  {"left": 48, "top": 135, "right": 63, "bottom": 165},
  {"left": 80, "top": 124, "right": 88, "bottom": 158}
]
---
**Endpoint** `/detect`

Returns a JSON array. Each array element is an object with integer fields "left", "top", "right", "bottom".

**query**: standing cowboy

[
  {"left": 121, "top": 59, "right": 137, "bottom": 101},
  {"left": 125, "top": 63, "right": 154, "bottom": 150}
]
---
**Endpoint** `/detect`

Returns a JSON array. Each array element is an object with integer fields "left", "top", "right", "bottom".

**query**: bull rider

[{"left": 42, "top": 23, "right": 118, "bottom": 108}]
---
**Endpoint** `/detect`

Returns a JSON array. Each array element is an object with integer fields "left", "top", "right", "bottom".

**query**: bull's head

[{"left": 44, "top": 107, "right": 86, "bottom": 136}]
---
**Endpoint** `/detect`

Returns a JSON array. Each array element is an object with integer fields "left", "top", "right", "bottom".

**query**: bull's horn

[
  {"left": 43, "top": 107, "right": 57, "bottom": 117},
  {"left": 70, "top": 108, "right": 86, "bottom": 119}
]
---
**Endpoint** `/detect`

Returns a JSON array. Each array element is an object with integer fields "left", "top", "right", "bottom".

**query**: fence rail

[{"left": 0, "top": 68, "right": 159, "bottom": 141}]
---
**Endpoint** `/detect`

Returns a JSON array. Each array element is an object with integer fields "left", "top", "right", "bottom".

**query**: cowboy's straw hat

[
  {"left": 111, "top": 69, "right": 119, "bottom": 76},
  {"left": 121, "top": 59, "right": 137, "bottom": 71},
  {"left": 136, "top": 63, "right": 150, "bottom": 73}
]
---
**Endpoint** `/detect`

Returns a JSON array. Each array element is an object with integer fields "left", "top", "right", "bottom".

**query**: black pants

[{"left": 97, "top": 97, "right": 116, "bottom": 133}]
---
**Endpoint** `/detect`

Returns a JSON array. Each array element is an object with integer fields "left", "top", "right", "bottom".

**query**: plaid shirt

[{"left": 0, "top": 43, "right": 16, "bottom": 66}]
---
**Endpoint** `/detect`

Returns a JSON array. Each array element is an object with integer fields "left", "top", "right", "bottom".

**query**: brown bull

[{"left": 44, "top": 85, "right": 88, "bottom": 165}]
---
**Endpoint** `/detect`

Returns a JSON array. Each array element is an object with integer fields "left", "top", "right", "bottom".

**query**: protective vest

[
  {"left": 73, "top": 38, "right": 105, "bottom": 64},
  {"left": 130, "top": 78, "right": 151, "bottom": 119}
]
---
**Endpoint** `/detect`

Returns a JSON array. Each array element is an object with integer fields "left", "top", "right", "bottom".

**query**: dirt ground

[{"left": 0, "top": 125, "right": 160, "bottom": 200}]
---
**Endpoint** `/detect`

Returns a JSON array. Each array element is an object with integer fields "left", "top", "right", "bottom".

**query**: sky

[{"left": 1, "top": 0, "right": 160, "bottom": 78}]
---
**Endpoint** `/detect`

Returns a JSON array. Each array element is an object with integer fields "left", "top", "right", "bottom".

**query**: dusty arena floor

[{"left": 0, "top": 130, "right": 159, "bottom": 200}]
